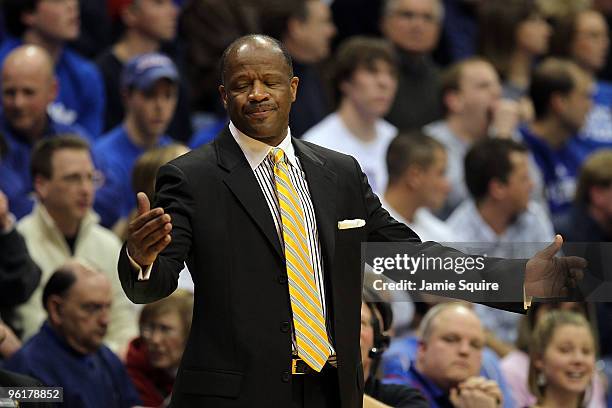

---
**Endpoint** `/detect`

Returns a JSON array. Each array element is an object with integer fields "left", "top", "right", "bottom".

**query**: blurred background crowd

[{"left": 1, "top": 0, "right": 612, "bottom": 407}]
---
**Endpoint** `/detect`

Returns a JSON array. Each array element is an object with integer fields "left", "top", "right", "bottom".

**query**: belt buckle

[{"left": 291, "top": 358, "right": 307, "bottom": 375}]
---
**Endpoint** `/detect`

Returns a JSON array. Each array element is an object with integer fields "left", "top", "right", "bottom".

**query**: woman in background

[
  {"left": 126, "top": 289, "right": 193, "bottom": 407},
  {"left": 527, "top": 310, "right": 597, "bottom": 408}
]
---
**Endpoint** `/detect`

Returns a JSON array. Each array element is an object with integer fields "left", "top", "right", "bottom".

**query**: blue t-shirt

[
  {"left": 579, "top": 80, "right": 612, "bottom": 151},
  {"left": 189, "top": 117, "right": 226, "bottom": 148},
  {"left": 0, "top": 37, "right": 105, "bottom": 138},
  {"left": 0, "top": 115, "right": 90, "bottom": 219},
  {"left": 3, "top": 322, "right": 141, "bottom": 408},
  {"left": 519, "top": 126, "right": 590, "bottom": 216},
  {"left": 93, "top": 125, "right": 172, "bottom": 228}
]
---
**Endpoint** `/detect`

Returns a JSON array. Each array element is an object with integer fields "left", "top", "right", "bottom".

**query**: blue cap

[{"left": 121, "top": 53, "right": 179, "bottom": 91}]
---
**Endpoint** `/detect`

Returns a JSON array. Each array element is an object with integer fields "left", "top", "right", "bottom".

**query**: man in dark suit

[{"left": 119, "top": 34, "right": 585, "bottom": 408}]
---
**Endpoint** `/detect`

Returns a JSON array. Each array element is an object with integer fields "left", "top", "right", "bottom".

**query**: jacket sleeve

[
  {"left": 118, "top": 162, "right": 194, "bottom": 304},
  {"left": 354, "top": 156, "right": 527, "bottom": 314},
  {"left": 0, "top": 228, "right": 42, "bottom": 307}
]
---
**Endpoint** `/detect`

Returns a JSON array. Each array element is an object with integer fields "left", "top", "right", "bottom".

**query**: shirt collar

[
  {"left": 408, "top": 361, "right": 448, "bottom": 402},
  {"left": 228, "top": 121, "right": 298, "bottom": 170}
]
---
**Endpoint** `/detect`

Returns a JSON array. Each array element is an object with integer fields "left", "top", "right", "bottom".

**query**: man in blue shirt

[
  {"left": 519, "top": 58, "right": 594, "bottom": 216},
  {"left": 0, "top": 0, "right": 105, "bottom": 137},
  {"left": 4, "top": 261, "right": 141, "bottom": 408},
  {"left": 0, "top": 45, "right": 90, "bottom": 219},
  {"left": 93, "top": 53, "right": 178, "bottom": 228},
  {"left": 383, "top": 303, "right": 506, "bottom": 408}
]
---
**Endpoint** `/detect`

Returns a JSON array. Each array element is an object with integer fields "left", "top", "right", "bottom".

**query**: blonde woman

[{"left": 528, "top": 311, "right": 597, "bottom": 408}]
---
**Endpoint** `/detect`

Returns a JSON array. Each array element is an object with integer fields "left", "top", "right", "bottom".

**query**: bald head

[
  {"left": 43, "top": 260, "right": 112, "bottom": 354},
  {"left": 4, "top": 45, "right": 54, "bottom": 81},
  {"left": 419, "top": 302, "right": 483, "bottom": 342},
  {"left": 2, "top": 45, "right": 57, "bottom": 139},
  {"left": 42, "top": 260, "right": 109, "bottom": 311},
  {"left": 220, "top": 34, "right": 293, "bottom": 85}
]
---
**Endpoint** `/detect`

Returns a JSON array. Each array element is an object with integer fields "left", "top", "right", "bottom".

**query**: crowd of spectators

[{"left": 1, "top": 0, "right": 612, "bottom": 407}]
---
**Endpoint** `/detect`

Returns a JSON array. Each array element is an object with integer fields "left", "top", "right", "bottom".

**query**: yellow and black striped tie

[{"left": 269, "top": 147, "right": 331, "bottom": 371}]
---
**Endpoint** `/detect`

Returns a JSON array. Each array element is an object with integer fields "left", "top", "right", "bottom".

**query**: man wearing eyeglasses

[
  {"left": 4, "top": 261, "right": 142, "bottom": 408},
  {"left": 13, "top": 136, "right": 138, "bottom": 354}
]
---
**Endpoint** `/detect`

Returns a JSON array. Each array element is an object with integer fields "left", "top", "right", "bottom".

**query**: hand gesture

[
  {"left": 450, "top": 388, "right": 499, "bottom": 408},
  {"left": 127, "top": 192, "right": 172, "bottom": 267},
  {"left": 525, "top": 235, "right": 587, "bottom": 298},
  {"left": 491, "top": 98, "right": 520, "bottom": 139},
  {"left": 451, "top": 377, "right": 501, "bottom": 408}
]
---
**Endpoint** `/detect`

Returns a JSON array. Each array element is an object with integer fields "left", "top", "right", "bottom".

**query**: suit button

[
  {"left": 281, "top": 371, "right": 290, "bottom": 382},
  {"left": 280, "top": 321, "right": 290, "bottom": 333},
  {"left": 278, "top": 275, "right": 288, "bottom": 284}
]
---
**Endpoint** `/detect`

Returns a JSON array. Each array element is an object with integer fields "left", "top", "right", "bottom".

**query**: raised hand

[
  {"left": 525, "top": 235, "right": 587, "bottom": 298},
  {"left": 127, "top": 192, "right": 172, "bottom": 267}
]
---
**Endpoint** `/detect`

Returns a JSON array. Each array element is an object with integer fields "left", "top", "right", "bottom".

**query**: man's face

[
  {"left": 497, "top": 151, "right": 533, "bottom": 214},
  {"left": 290, "top": 0, "right": 337, "bottom": 62},
  {"left": 382, "top": 0, "right": 441, "bottom": 54},
  {"left": 130, "top": 0, "right": 178, "bottom": 42},
  {"left": 515, "top": 14, "right": 551, "bottom": 56},
  {"left": 219, "top": 44, "right": 298, "bottom": 145},
  {"left": 141, "top": 312, "right": 187, "bottom": 370},
  {"left": 2, "top": 61, "right": 56, "bottom": 137},
  {"left": 341, "top": 60, "right": 398, "bottom": 119},
  {"left": 25, "top": 0, "right": 80, "bottom": 42},
  {"left": 572, "top": 11, "right": 610, "bottom": 73},
  {"left": 56, "top": 273, "right": 112, "bottom": 354},
  {"left": 451, "top": 61, "right": 501, "bottom": 129},
  {"left": 36, "top": 148, "right": 96, "bottom": 223},
  {"left": 417, "top": 307, "right": 484, "bottom": 390},
  {"left": 558, "top": 72, "right": 594, "bottom": 133},
  {"left": 127, "top": 79, "right": 178, "bottom": 141},
  {"left": 419, "top": 148, "right": 450, "bottom": 210}
]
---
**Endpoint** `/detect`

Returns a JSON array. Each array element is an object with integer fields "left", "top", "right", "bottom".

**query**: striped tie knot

[{"left": 269, "top": 147, "right": 286, "bottom": 165}]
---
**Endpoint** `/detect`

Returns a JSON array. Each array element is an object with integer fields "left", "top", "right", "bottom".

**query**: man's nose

[
  {"left": 12, "top": 92, "right": 25, "bottom": 108},
  {"left": 249, "top": 81, "right": 269, "bottom": 101},
  {"left": 458, "top": 340, "right": 471, "bottom": 355}
]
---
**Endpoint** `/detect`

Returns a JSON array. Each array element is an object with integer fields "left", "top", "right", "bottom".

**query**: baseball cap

[{"left": 121, "top": 53, "right": 179, "bottom": 91}]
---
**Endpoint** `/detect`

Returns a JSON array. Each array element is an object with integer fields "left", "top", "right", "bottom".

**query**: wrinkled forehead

[{"left": 224, "top": 42, "right": 291, "bottom": 80}]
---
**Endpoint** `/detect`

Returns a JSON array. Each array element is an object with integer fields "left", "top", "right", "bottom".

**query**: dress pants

[{"left": 291, "top": 364, "right": 340, "bottom": 408}]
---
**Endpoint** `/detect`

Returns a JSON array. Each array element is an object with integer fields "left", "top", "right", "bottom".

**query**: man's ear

[
  {"left": 219, "top": 85, "right": 228, "bottom": 110},
  {"left": 21, "top": 11, "right": 36, "bottom": 30},
  {"left": 120, "top": 3, "right": 139, "bottom": 27},
  {"left": 444, "top": 91, "right": 462, "bottom": 114},
  {"left": 33, "top": 175, "right": 50, "bottom": 201},
  {"left": 290, "top": 76, "right": 299, "bottom": 102},
  {"left": 550, "top": 92, "right": 566, "bottom": 116},
  {"left": 405, "top": 165, "right": 424, "bottom": 190},
  {"left": 46, "top": 295, "right": 64, "bottom": 326},
  {"left": 488, "top": 178, "right": 506, "bottom": 201}
]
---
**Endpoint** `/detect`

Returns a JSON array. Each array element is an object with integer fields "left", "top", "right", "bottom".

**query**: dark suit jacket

[{"left": 118, "top": 127, "right": 526, "bottom": 408}]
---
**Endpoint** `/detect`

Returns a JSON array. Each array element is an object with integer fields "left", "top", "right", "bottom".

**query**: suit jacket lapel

[
  {"left": 293, "top": 139, "right": 337, "bottom": 271},
  {"left": 215, "top": 128, "right": 284, "bottom": 259}
]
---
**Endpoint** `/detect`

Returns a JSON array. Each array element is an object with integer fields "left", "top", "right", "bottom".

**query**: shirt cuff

[
  {"left": 523, "top": 285, "right": 533, "bottom": 310},
  {"left": 126, "top": 248, "right": 153, "bottom": 281}
]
